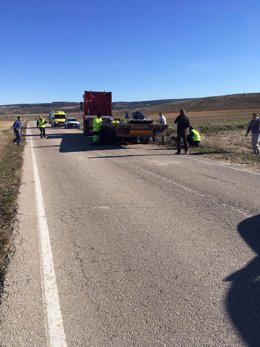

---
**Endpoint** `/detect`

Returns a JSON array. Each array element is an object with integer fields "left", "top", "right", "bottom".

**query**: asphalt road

[{"left": 1, "top": 122, "right": 260, "bottom": 347}]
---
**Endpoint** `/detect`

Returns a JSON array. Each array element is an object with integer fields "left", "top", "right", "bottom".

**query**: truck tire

[{"left": 140, "top": 136, "right": 150, "bottom": 144}]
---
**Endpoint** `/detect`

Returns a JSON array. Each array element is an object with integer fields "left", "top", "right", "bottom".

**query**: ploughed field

[
  {"left": 147, "top": 108, "right": 260, "bottom": 170},
  {"left": 148, "top": 108, "right": 253, "bottom": 123}
]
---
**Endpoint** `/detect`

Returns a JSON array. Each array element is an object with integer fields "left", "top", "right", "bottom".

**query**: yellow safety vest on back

[
  {"left": 93, "top": 117, "right": 103, "bottom": 131},
  {"left": 191, "top": 129, "right": 201, "bottom": 142}
]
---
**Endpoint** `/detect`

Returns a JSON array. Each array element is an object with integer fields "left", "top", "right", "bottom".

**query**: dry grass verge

[
  {"left": 165, "top": 121, "right": 260, "bottom": 170},
  {"left": 0, "top": 122, "right": 24, "bottom": 294}
]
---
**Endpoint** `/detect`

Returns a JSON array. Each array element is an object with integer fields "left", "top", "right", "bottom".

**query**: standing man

[
  {"left": 153, "top": 112, "right": 167, "bottom": 143},
  {"left": 159, "top": 112, "right": 167, "bottom": 125},
  {"left": 37, "top": 116, "right": 47, "bottom": 138},
  {"left": 92, "top": 112, "right": 103, "bottom": 144},
  {"left": 246, "top": 112, "right": 260, "bottom": 155},
  {"left": 13, "top": 116, "right": 22, "bottom": 145},
  {"left": 174, "top": 108, "right": 190, "bottom": 154}
]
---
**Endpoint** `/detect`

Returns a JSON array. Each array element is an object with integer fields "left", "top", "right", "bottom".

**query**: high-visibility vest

[
  {"left": 38, "top": 118, "right": 46, "bottom": 128},
  {"left": 93, "top": 117, "right": 103, "bottom": 131},
  {"left": 191, "top": 129, "right": 201, "bottom": 142},
  {"left": 112, "top": 119, "right": 119, "bottom": 125}
]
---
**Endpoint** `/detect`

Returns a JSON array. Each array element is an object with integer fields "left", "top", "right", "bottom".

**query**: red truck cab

[{"left": 82, "top": 91, "right": 112, "bottom": 135}]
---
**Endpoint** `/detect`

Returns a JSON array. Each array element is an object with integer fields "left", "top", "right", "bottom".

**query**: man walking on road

[
  {"left": 174, "top": 108, "right": 190, "bottom": 154},
  {"left": 12, "top": 116, "right": 22, "bottom": 145},
  {"left": 37, "top": 116, "right": 47, "bottom": 139},
  {"left": 246, "top": 112, "right": 260, "bottom": 155}
]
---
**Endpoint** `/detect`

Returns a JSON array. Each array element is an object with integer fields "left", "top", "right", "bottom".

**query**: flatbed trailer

[
  {"left": 81, "top": 90, "right": 168, "bottom": 144},
  {"left": 113, "top": 119, "right": 167, "bottom": 143}
]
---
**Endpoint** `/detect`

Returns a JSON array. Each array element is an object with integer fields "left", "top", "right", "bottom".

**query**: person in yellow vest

[
  {"left": 111, "top": 118, "right": 119, "bottom": 125},
  {"left": 92, "top": 113, "right": 103, "bottom": 144},
  {"left": 187, "top": 126, "right": 201, "bottom": 147},
  {"left": 37, "top": 116, "right": 47, "bottom": 138}
]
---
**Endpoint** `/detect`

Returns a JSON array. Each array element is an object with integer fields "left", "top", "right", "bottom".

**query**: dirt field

[
  {"left": 148, "top": 108, "right": 256, "bottom": 124},
  {"left": 151, "top": 109, "right": 260, "bottom": 170},
  {"left": 196, "top": 129, "right": 259, "bottom": 168},
  {"left": 164, "top": 126, "right": 260, "bottom": 171},
  {"left": 0, "top": 122, "right": 13, "bottom": 156},
  {"left": 0, "top": 121, "right": 12, "bottom": 132}
]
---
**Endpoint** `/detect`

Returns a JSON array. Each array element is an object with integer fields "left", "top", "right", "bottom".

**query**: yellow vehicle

[{"left": 49, "top": 111, "right": 66, "bottom": 127}]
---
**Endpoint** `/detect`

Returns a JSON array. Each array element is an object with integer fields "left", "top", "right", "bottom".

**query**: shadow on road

[
  {"left": 191, "top": 150, "right": 229, "bottom": 155},
  {"left": 26, "top": 126, "right": 38, "bottom": 130},
  {"left": 40, "top": 132, "right": 176, "bottom": 158},
  {"left": 225, "top": 214, "right": 260, "bottom": 347},
  {"left": 57, "top": 133, "right": 123, "bottom": 152},
  {"left": 23, "top": 134, "right": 41, "bottom": 137}
]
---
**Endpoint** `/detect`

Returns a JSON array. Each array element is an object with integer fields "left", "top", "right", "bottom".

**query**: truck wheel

[{"left": 140, "top": 137, "right": 150, "bottom": 144}]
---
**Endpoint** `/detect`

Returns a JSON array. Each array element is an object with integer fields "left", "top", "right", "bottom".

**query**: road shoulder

[{"left": 0, "top": 131, "right": 46, "bottom": 346}]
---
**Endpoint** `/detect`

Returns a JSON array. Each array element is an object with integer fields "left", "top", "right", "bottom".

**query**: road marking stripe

[
  {"left": 131, "top": 162, "right": 252, "bottom": 218},
  {"left": 95, "top": 148, "right": 252, "bottom": 218},
  {"left": 30, "top": 126, "right": 67, "bottom": 347},
  {"left": 96, "top": 147, "right": 260, "bottom": 176},
  {"left": 185, "top": 155, "right": 260, "bottom": 176}
]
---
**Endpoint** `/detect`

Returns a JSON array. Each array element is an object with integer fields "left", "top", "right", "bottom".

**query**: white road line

[
  {"left": 131, "top": 162, "right": 252, "bottom": 218},
  {"left": 185, "top": 155, "right": 260, "bottom": 176},
  {"left": 95, "top": 148, "right": 252, "bottom": 218},
  {"left": 96, "top": 146, "right": 260, "bottom": 176},
  {"left": 30, "top": 126, "right": 67, "bottom": 347}
]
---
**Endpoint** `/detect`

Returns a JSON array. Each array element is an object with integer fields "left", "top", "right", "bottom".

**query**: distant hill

[
  {"left": 1, "top": 93, "right": 260, "bottom": 116},
  {"left": 0, "top": 102, "right": 79, "bottom": 115}
]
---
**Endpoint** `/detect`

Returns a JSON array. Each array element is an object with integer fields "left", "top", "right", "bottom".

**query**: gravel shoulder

[{"left": 166, "top": 128, "right": 260, "bottom": 171}]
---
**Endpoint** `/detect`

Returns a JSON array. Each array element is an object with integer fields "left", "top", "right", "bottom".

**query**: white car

[{"left": 64, "top": 117, "right": 80, "bottom": 129}]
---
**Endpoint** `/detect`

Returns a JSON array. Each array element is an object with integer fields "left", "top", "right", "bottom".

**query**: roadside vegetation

[
  {"left": 165, "top": 119, "right": 260, "bottom": 169},
  {"left": 0, "top": 120, "right": 24, "bottom": 294}
]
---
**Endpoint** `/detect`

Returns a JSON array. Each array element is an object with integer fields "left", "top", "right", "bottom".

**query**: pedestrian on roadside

[
  {"left": 174, "top": 108, "right": 190, "bottom": 154},
  {"left": 159, "top": 112, "right": 167, "bottom": 125},
  {"left": 37, "top": 116, "right": 47, "bottom": 138},
  {"left": 12, "top": 116, "right": 22, "bottom": 145},
  {"left": 246, "top": 112, "right": 260, "bottom": 155},
  {"left": 153, "top": 112, "right": 167, "bottom": 143}
]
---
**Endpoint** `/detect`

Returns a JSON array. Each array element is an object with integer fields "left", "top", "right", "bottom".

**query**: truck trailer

[{"left": 81, "top": 90, "right": 168, "bottom": 144}]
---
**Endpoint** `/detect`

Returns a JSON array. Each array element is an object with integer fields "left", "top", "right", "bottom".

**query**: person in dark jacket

[
  {"left": 132, "top": 109, "right": 145, "bottom": 120},
  {"left": 174, "top": 109, "right": 190, "bottom": 154}
]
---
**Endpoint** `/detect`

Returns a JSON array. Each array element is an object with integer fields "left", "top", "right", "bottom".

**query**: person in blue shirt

[
  {"left": 13, "top": 117, "right": 22, "bottom": 145},
  {"left": 132, "top": 109, "right": 145, "bottom": 120},
  {"left": 246, "top": 112, "right": 260, "bottom": 155}
]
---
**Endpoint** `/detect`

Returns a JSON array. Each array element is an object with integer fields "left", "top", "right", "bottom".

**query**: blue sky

[{"left": 1, "top": 0, "right": 259, "bottom": 104}]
